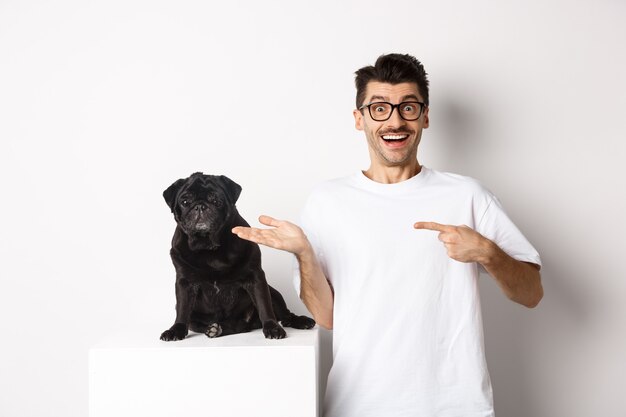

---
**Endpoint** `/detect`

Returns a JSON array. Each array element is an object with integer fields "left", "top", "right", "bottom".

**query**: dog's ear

[
  {"left": 163, "top": 177, "right": 188, "bottom": 212},
  {"left": 217, "top": 175, "right": 242, "bottom": 204}
]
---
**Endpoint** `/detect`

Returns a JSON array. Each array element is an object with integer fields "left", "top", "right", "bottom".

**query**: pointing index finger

[{"left": 413, "top": 221, "right": 453, "bottom": 232}]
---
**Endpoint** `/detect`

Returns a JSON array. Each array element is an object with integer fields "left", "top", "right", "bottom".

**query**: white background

[{"left": 1, "top": 1, "right": 625, "bottom": 416}]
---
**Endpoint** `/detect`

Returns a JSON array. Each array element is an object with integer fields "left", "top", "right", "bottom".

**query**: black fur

[{"left": 160, "top": 172, "right": 315, "bottom": 341}]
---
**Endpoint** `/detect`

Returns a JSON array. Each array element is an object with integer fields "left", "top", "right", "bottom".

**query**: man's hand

[
  {"left": 414, "top": 221, "right": 543, "bottom": 308},
  {"left": 233, "top": 215, "right": 335, "bottom": 327},
  {"left": 232, "top": 215, "right": 310, "bottom": 256},
  {"left": 413, "top": 221, "right": 494, "bottom": 264}
]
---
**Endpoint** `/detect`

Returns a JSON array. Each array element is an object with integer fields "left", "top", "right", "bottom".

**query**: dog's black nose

[{"left": 195, "top": 204, "right": 206, "bottom": 212}]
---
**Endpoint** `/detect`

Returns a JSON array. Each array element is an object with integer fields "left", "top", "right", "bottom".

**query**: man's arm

[
  {"left": 232, "top": 215, "right": 335, "bottom": 329},
  {"left": 480, "top": 243, "right": 543, "bottom": 308},
  {"left": 414, "top": 222, "right": 543, "bottom": 308},
  {"left": 294, "top": 243, "right": 334, "bottom": 329}
]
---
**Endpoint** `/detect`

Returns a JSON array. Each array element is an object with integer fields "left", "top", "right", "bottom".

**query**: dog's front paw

[
  {"left": 205, "top": 323, "right": 223, "bottom": 338},
  {"left": 262, "top": 320, "right": 286, "bottom": 339},
  {"left": 283, "top": 314, "right": 316, "bottom": 329},
  {"left": 160, "top": 323, "right": 188, "bottom": 341}
]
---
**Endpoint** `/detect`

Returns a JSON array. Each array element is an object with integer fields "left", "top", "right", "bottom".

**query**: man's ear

[
  {"left": 163, "top": 178, "right": 187, "bottom": 212},
  {"left": 217, "top": 175, "right": 242, "bottom": 204},
  {"left": 422, "top": 106, "right": 429, "bottom": 129},
  {"left": 353, "top": 109, "right": 364, "bottom": 131}
]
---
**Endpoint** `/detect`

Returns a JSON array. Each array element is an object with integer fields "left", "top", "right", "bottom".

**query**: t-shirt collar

[{"left": 354, "top": 165, "right": 430, "bottom": 194}]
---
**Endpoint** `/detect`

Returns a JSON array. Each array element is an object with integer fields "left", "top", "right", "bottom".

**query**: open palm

[{"left": 232, "top": 215, "right": 308, "bottom": 255}]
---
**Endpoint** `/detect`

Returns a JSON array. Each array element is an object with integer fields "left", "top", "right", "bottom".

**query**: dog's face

[{"left": 163, "top": 172, "right": 242, "bottom": 249}]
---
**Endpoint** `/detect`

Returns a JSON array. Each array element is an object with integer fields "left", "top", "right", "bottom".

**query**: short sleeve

[
  {"left": 292, "top": 191, "right": 327, "bottom": 298},
  {"left": 291, "top": 255, "right": 302, "bottom": 298},
  {"left": 476, "top": 194, "right": 542, "bottom": 271}
]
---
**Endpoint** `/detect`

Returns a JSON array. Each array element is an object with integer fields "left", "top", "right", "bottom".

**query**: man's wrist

[
  {"left": 478, "top": 238, "right": 500, "bottom": 267},
  {"left": 295, "top": 238, "right": 314, "bottom": 263}
]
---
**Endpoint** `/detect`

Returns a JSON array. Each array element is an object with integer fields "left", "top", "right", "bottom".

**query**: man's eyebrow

[
  {"left": 368, "top": 95, "right": 388, "bottom": 102},
  {"left": 366, "top": 94, "right": 421, "bottom": 103},
  {"left": 402, "top": 94, "right": 420, "bottom": 101}
]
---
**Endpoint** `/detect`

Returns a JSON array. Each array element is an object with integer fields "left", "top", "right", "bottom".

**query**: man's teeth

[{"left": 382, "top": 134, "right": 408, "bottom": 140}]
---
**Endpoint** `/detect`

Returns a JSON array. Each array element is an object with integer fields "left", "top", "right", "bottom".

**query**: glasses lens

[
  {"left": 399, "top": 102, "right": 421, "bottom": 120},
  {"left": 369, "top": 102, "right": 392, "bottom": 121}
]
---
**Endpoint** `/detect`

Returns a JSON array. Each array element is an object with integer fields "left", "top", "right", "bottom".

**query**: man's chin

[{"left": 379, "top": 150, "right": 414, "bottom": 166}]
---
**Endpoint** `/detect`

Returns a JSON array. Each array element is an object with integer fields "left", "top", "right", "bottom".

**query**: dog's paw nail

[
  {"left": 263, "top": 323, "right": 286, "bottom": 339},
  {"left": 205, "top": 323, "right": 223, "bottom": 338}
]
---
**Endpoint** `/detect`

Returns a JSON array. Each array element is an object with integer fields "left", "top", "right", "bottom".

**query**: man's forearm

[
  {"left": 480, "top": 240, "right": 543, "bottom": 308},
  {"left": 296, "top": 244, "right": 334, "bottom": 329}
]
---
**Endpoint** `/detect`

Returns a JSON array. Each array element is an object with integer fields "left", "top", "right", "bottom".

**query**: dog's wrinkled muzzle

[{"left": 195, "top": 222, "right": 209, "bottom": 231}]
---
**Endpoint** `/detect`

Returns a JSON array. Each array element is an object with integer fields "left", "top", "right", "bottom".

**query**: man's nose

[{"left": 386, "top": 107, "right": 407, "bottom": 126}]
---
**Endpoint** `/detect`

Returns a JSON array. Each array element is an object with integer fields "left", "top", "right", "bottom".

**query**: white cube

[{"left": 89, "top": 326, "right": 320, "bottom": 417}]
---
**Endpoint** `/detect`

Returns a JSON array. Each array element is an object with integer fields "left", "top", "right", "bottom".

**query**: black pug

[{"left": 160, "top": 172, "right": 315, "bottom": 341}]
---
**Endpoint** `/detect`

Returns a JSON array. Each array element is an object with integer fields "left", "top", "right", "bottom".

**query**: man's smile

[
  {"left": 381, "top": 134, "right": 409, "bottom": 140},
  {"left": 380, "top": 132, "right": 411, "bottom": 148}
]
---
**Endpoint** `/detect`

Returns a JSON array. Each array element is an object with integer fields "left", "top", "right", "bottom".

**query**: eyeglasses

[{"left": 358, "top": 101, "right": 425, "bottom": 121}]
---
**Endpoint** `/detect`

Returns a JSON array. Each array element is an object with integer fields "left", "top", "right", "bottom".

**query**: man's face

[{"left": 354, "top": 81, "right": 429, "bottom": 168}]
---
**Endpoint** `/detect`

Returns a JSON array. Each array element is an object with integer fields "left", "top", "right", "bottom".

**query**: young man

[{"left": 232, "top": 53, "right": 543, "bottom": 417}]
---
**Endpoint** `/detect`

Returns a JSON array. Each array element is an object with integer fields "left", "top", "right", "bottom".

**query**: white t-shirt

[{"left": 293, "top": 166, "right": 541, "bottom": 417}]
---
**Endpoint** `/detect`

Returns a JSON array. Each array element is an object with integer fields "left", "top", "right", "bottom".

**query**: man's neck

[{"left": 363, "top": 161, "right": 422, "bottom": 184}]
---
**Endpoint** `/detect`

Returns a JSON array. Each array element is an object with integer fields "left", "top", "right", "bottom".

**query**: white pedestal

[{"left": 89, "top": 326, "right": 320, "bottom": 417}]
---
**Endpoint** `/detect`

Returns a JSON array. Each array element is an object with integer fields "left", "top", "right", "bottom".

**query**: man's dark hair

[{"left": 354, "top": 53, "right": 429, "bottom": 109}]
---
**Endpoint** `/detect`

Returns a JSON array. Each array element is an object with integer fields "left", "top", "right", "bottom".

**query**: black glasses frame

[{"left": 358, "top": 101, "right": 426, "bottom": 121}]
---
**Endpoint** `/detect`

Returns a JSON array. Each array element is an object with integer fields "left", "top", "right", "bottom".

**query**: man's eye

[
  {"left": 374, "top": 106, "right": 387, "bottom": 112},
  {"left": 402, "top": 104, "right": 415, "bottom": 112}
]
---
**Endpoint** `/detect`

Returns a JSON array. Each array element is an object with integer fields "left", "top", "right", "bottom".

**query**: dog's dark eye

[
  {"left": 181, "top": 199, "right": 190, "bottom": 207},
  {"left": 207, "top": 195, "right": 223, "bottom": 207}
]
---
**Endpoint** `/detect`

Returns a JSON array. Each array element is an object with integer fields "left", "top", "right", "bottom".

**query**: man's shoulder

[
  {"left": 306, "top": 168, "right": 495, "bottom": 200},
  {"left": 427, "top": 167, "right": 494, "bottom": 197},
  {"left": 300, "top": 174, "right": 361, "bottom": 216},
  {"left": 309, "top": 173, "right": 359, "bottom": 195}
]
